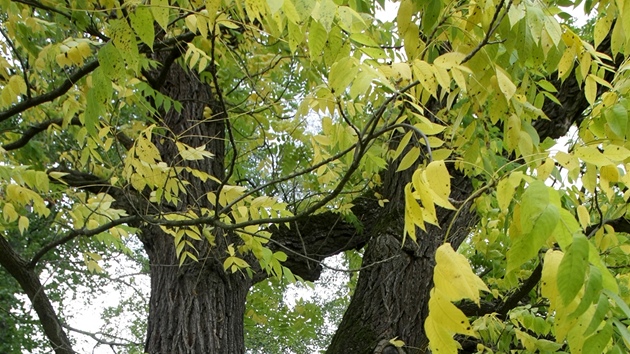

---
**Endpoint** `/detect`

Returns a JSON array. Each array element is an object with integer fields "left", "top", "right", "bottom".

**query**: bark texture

[
  {"left": 327, "top": 170, "right": 475, "bottom": 354},
  {"left": 141, "top": 52, "right": 248, "bottom": 353},
  {"left": 143, "top": 225, "right": 251, "bottom": 353}
]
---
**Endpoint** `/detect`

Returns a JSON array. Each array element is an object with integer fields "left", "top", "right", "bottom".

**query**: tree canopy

[{"left": 1, "top": 0, "right": 630, "bottom": 352}]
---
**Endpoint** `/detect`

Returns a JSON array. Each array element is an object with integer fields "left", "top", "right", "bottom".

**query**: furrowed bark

[
  {"left": 326, "top": 170, "right": 475, "bottom": 354},
  {"left": 141, "top": 49, "right": 244, "bottom": 353}
]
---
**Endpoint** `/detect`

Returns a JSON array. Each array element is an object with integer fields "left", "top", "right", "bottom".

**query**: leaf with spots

[{"left": 130, "top": 6, "right": 155, "bottom": 49}]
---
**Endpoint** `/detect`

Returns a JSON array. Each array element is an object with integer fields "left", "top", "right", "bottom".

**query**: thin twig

[{"left": 461, "top": 0, "right": 513, "bottom": 64}]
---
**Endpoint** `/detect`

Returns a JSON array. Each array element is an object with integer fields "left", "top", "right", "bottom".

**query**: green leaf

[
  {"left": 151, "top": 0, "right": 170, "bottom": 30},
  {"left": 311, "top": 0, "right": 336, "bottom": 32},
  {"left": 91, "top": 68, "right": 113, "bottom": 104},
  {"left": 612, "top": 318, "right": 630, "bottom": 347},
  {"left": 329, "top": 57, "right": 358, "bottom": 93},
  {"left": 507, "top": 181, "right": 560, "bottom": 273},
  {"left": 130, "top": 6, "right": 155, "bottom": 49},
  {"left": 583, "top": 293, "right": 610, "bottom": 337},
  {"left": 604, "top": 289, "right": 630, "bottom": 319},
  {"left": 308, "top": 20, "right": 327, "bottom": 58},
  {"left": 98, "top": 43, "right": 125, "bottom": 80},
  {"left": 605, "top": 104, "right": 628, "bottom": 138},
  {"left": 537, "top": 79, "right": 558, "bottom": 92},
  {"left": 291, "top": 0, "right": 315, "bottom": 21},
  {"left": 583, "top": 320, "right": 613, "bottom": 353},
  {"left": 84, "top": 90, "right": 103, "bottom": 137},
  {"left": 267, "top": 0, "right": 284, "bottom": 14},
  {"left": 420, "top": 0, "right": 441, "bottom": 33},
  {"left": 569, "top": 266, "right": 603, "bottom": 319},
  {"left": 557, "top": 234, "right": 589, "bottom": 305}
]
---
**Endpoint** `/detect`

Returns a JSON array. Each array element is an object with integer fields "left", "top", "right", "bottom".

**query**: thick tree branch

[
  {"left": 0, "top": 236, "right": 75, "bottom": 354},
  {"left": 10, "top": 0, "right": 71, "bottom": 19},
  {"left": 0, "top": 60, "right": 99, "bottom": 123},
  {"left": 459, "top": 262, "right": 542, "bottom": 318},
  {"left": 269, "top": 206, "right": 373, "bottom": 281},
  {"left": 0, "top": 30, "right": 197, "bottom": 124},
  {"left": 2, "top": 118, "right": 79, "bottom": 151},
  {"left": 2, "top": 116, "right": 133, "bottom": 151}
]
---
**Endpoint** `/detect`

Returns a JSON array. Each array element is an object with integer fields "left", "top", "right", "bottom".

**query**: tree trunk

[
  {"left": 327, "top": 170, "right": 475, "bottom": 354},
  {"left": 143, "top": 225, "right": 251, "bottom": 353},
  {"left": 141, "top": 51, "right": 250, "bottom": 353}
]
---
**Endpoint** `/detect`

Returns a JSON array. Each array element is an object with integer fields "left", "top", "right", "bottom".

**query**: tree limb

[
  {"left": 0, "top": 60, "right": 99, "bottom": 123},
  {"left": 2, "top": 118, "right": 78, "bottom": 151},
  {"left": 63, "top": 323, "right": 142, "bottom": 347},
  {"left": 0, "top": 236, "right": 75, "bottom": 354},
  {"left": 458, "top": 262, "right": 542, "bottom": 318}
]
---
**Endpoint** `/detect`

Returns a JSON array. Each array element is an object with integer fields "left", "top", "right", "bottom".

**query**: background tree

[{"left": 1, "top": 0, "right": 630, "bottom": 353}]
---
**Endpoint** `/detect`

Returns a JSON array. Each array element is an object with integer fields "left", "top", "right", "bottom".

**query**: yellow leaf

[
  {"left": 18, "top": 216, "right": 29, "bottom": 234},
  {"left": 557, "top": 49, "right": 575, "bottom": 80},
  {"left": 429, "top": 290, "right": 476, "bottom": 334},
  {"left": 185, "top": 14, "right": 198, "bottom": 33},
  {"left": 8, "top": 75, "right": 27, "bottom": 95},
  {"left": 554, "top": 151, "right": 579, "bottom": 171},
  {"left": 405, "top": 183, "right": 425, "bottom": 233},
  {"left": 425, "top": 312, "right": 460, "bottom": 353},
  {"left": 600, "top": 164, "right": 619, "bottom": 183},
  {"left": 413, "top": 170, "right": 438, "bottom": 225},
  {"left": 3, "top": 203, "right": 18, "bottom": 222},
  {"left": 537, "top": 157, "right": 554, "bottom": 180},
  {"left": 311, "top": 0, "right": 336, "bottom": 32},
  {"left": 593, "top": 15, "right": 616, "bottom": 48},
  {"left": 176, "top": 142, "right": 215, "bottom": 161},
  {"left": 541, "top": 249, "right": 563, "bottom": 311},
  {"left": 603, "top": 144, "right": 630, "bottom": 162},
  {"left": 433, "top": 243, "right": 489, "bottom": 304},
  {"left": 425, "top": 288, "right": 477, "bottom": 353},
  {"left": 151, "top": 0, "right": 170, "bottom": 30},
  {"left": 496, "top": 172, "right": 523, "bottom": 212},
  {"left": 397, "top": 146, "right": 420, "bottom": 172},
  {"left": 495, "top": 67, "right": 516, "bottom": 100},
  {"left": 585, "top": 75, "right": 597, "bottom": 105},
  {"left": 450, "top": 66, "right": 467, "bottom": 93},
  {"left": 389, "top": 338, "right": 405, "bottom": 348},
  {"left": 392, "top": 131, "right": 413, "bottom": 160},
  {"left": 577, "top": 205, "right": 590, "bottom": 230},
  {"left": 434, "top": 52, "right": 466, "bottom": 69},
  {"left": 424, "top": 160, "right": 455, "bottom": 209},
  {"left": 575, "top": 145, "right": 611, "bottom": 167},
  {"left": 504, "top": 114, "right": 521, "bottom": 152},
  {"left": 77, "top": 41, "right": 92, "bottom": 58},
  {"left": 397, "top": 0, "right": 413, "bottom": 35}
]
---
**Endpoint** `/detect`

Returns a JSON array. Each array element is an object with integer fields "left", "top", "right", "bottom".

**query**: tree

[{"left": 1, "top": 0, "right": 630, "bottom": 352}]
